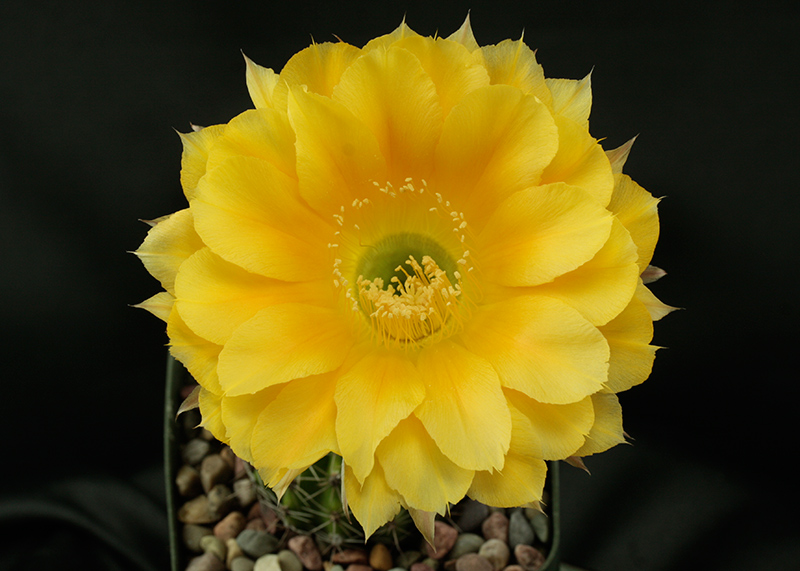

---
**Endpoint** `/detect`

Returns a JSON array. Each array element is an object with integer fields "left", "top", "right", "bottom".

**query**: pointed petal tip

[
  {"left": 408, "top": 508, "right": 437, "bottom": 547},
  {"left": 565, "top": 456, "right": 591, "bottom": 475},
  {"left": 176, "top": 385, "right": 201, "bottom": 419},
  {"left": 641, "top": 265, "right": 667, "bottom": 284}
]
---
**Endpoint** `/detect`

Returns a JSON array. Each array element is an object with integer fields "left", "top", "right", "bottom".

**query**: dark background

[{"left": 1, "top": 1, "right": 798, "bottom": 569}]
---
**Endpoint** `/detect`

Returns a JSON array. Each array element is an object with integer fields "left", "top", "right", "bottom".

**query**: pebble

[
  {"left": 179, "top": 495, "right": 217, "bottom": 525},
  {"left": 186, "top": 551, "right": 226, "bottom": 571},
  {"left": 369, "top": 542, "right": 393, "bottom": 571},
  {"left": 410, "top": 563, "right": 435, "bottom": 571},
  {"left": 477, "top": 539, "right": 509, "bottom": 571},
  {"left": 508, "top": 510, "right": 534, "bottom": 549},
  {"left": 215, "top": 511, "right": 247, "bottom": 541},
  {"left": 231, "top": 557, "right": 256, "bottom": 571},
  {"left": 345, "top": 565, "right": 372, "bottom": 571},
  {"left": 176, "top": 465, "right": 203, "bottom": 498},
  {"left": 503, "top": 566, "right": 524, "bottom": 571},
  {"left": 237, "top": 529, "right": 279, "bottom": 559},
  {"left": 254, "top": 554, "right": 281, "bottom": 571},
  {"left": 201, "top": 454, "right": 234, "bottom": 493},
  {"left": 331, "top": 549, "right": 369, "bottom": 565},
  {"left": 524, "top": 510, "right": 549, "bottom": 544},
  {"left": 207, "top": 484, "right": 234, "bottom": 518},
  {"left": 512, "top": 545, "right": 545, "bottom": 571},
  {"left": 288, "top": 534, "right": 323, "bottom": 571},
  {"left": 424, "top": 522, "right": 458, "bottom": 559},
  {"left": 200, "top": 535, "right": 227, "bottom": 562},
  {"left": 278, "top": 549, "right": 304, "bottom": 571},
  {"left": 455, "top": 500, "right": 490, "bottom": 533},
  {"left": 227, "top": 538, "right": 245, "bottom": 567},
  {"left": 454, "top": 554, "right": 493, "bottom": 571},
  {"left": 396, "top": 550, "right": 421, "bottom": 569},
  {"left": 421, "top": 557, "right": 439, "bottom": 570},
  {"left": 234, "top": 478, "right": 257, "bottom": 507},
  {"left": 246, "top": 518, "right": 267, "bottom": 531},
  {"left": 481, "top": 513, "right": 509, "bottom": 543},
  {"left": 448, "top": 533, "right": 484, "bottom": 559},
  {"left": 183, "top": 524, "right": 213, "bottom": 552},
  {"left": 183, "top": 438, "right": 212, "bottom": 465}
]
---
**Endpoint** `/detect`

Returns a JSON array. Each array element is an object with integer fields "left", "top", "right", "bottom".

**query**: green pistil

[{"left": 356, "top": 233, "right": 457, "bottom": 289}]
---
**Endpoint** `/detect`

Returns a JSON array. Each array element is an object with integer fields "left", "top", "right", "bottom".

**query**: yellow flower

[{"left": 137, "top": 18, "right": 673, "bottom": 537}]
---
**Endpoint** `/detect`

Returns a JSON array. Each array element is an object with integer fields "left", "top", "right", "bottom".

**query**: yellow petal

[
  {"left": 135, "top": 209, "right": 204, "bottom": 295},
  {"left": 415, "top": 341, "right": 511, "bottom": 471},
  {"left": 221, "top": 384, "right": 285, "bottom": 464},
  {"left": 540, "top": 115, "right": 614, "bottom": 207},
  {"left": 362, "top": 20, "right": 420, "bottom": 52},
  {"left": 206, "top": 108, "right": 296, "bottom": 180},
  {"left": 250, "top": 373, "right": 339, "bottom": 474},
  {"left": 167, "top": 306, "right": 222, "bottom": 394},
  {"left": 462, "top": 295, "right": 609, "bottom": 405},
  {"left": 271, "top": 41, "right": 362, "bottom": 111},
  {"left": 480, "top": 38, "right": 552, "bottom": 107},
  {"left": 198, "top": 387, "right": 228, "bottom": 444},
  {"left": 191, "top": 155, "right": 331, "bottom": 281},
  {"left": 505, "top": 388, "right": 594, "bottom": 460},
  {"left": 217, "top": 303, "right": 352, "bottom": 396},
  {"left": 333, "top": 45, "right": 442, "bottom": 181},
  {"left": 134, "top": 291, "right": 174, "bottom": 322},
  {"left": 244, "top": 54, "right": 279, "bottom": 109},
  {"left": 599, "top": 294, "right": 657, "bottom": 393},
  {"left": 545, "top": 72, "right": 592, "bottom": 127},
  {"left": 608, "top": 173, "right": 660, "bottom": 272},
  {"left": 573, "top": 393, "right": 625, "bottom": 456},
  {"left": 468, "top": 454, "right": 547, "bottom": 508},
  {"left": 391, "top": 35, "right": 490, "bottom": 118},
  {"left": 343, "top": 462, "right": 402, "bottom": 539},
  {"left": 636, "top": 281, "right": 678, "bottom": 321},
  {"left": 478, "top": 183, "right": 613, "bottom": 287},
  {"left": 533, "top": 217, "right": 639, "bottom": 326},
  {"left": 288, "top": 87, "right": 387, "bottom": 216},
  {"left": 376, "top": 414, "right": 473, "bottom": 512},
  {"left": 179, "top": 125, "right": 226, "bottom": 201},
  {"left": 335, "top": 349, "right": 425, "bottom": 483},
  {"left": 605, "top": 136, "right": 637, "bottom": 175},
  {"left": 175, "top": 247, "right": 331, "bottom": 345},
  {"left": 446, "top": 14, "right": 480, "bottom": 52},
  {"left": 434, "top": 85, "right": 558, "bottom": 229}
]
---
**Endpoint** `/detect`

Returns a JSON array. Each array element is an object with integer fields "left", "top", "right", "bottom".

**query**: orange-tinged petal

[
  {"left": 478, "top": 183, "right": 613, "bottom": 287},
  {"left": 391, "top": 35, "right": 490, "bottom": 118},
  {"left": 343, "top": 462, "right": 403, "bottom": 539},
  {"left": 191, "top": 155, "right": 331, "bottom": 282},
  {"left": 608, "top": 173, "right": 660, "bottom": 272},
  {"left": 244, "top": 54, "right": 279, "bottom": 109},
  {"left": 288, "top": 87, "right": 387, "bottom": 216},
  {"left": 545, "top": 73, "right": 592, "bottom": 127},
  {"left": 333, "top": 45, "right": 442, "bottom": 181},
  {"left": 271, "top": 41, "right": 362, "bottom": 111},
  {"left": 434, "top": 85, "right": 558, "bottom": 228},
  {"left": 135, "top": 208, "right": 204, "bottom": 295},
  {"left": 179, "top": 125, "right": 226, "bottom": 201},
  {"left": 250, "top": 373, "right": 339, "bottom": 472},
  {"left": 205, "top": 108, "right": 296, "bottom": 180},
  {"left": 221, "top": 384, "right": 286, "bottom": 464},
  {"left": 198, "top": 387, "right": 228, "bottom": 444},
  {"left": 636, "top": 281, "right": 678, "bottom": 321},
  {"left": 167, "top": 306, "right": 222, "bottom": 394},
  {"left": 217, "top": 303, "right": 352, "bottom": 396},
  {"left": 504, "top": 388, "right": 594, "bottom": 460},
  {"left": 463, "top": 295, "right": 609, "bottom": 404},
  {"left": 599, "top": 294, "right": 657, "bottom": 393},
  {"left": 573, "top": 393, "right": 625, "bottom": 456},
  {"left": 468, "top": 454, "right": 547, "bottom": 508},
  {"left": 376, "top": 414, "right": 473, "bottom": 513},
  {"left": 540, "top": 115, "right": 614, "bottom": 207},
  {"left": 480, "top": 38, "right": 552, "bottom": 107},
  {"left": 134, "top": 291, "right": 174, "bottom": 322},
  {"left": 415, "top": 341, "right": 511, "bottom": 471},
  {"left": 533, "top": 217, "right": 639, "bottom": 326},
  {"left": 335, "top": 349, "right": 425, "bottom": 483},
  {"left": 175, "top": 247, "right": 331, "bottom": 345}
]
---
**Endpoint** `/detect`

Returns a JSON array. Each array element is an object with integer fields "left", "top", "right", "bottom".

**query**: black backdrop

[{"left": 1, "top": 1, "right": 798, "bottom": 569}]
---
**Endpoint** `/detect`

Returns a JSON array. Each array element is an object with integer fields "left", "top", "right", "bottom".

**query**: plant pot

[{"left": 165, "top": 354, "right": 561, "bottom": 571}]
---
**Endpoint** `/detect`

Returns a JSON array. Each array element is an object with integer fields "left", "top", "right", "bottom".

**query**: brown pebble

[
  {"left": 183, "top": 523, "right": 213, "bottom": 552},
  {"left": 176, "top": 465, "right": 203, "bottom": 498},
  {"left": 455, "top": 554, "right": 493, "bottom": 571},
  {"left": 186, "top": 551, "right": 226, "bottom": 571},
  {"left": 332, "top": 549, "right": 369, "bottom": 565},
  {"left": 502, "top": 566, "right": 524, "bottom": 571},
  {"left": 207, "top": 484, "right": 234, "bottom": 518},
  {"left": 214, "top": 511, "right": 246, "bottom": 541},
  {"left": 201, "top": 454, "right": 233, "bottom": 493},
  {"left": 369, "top": 543, "right": 393, "bottom": 571},
  {"left": 411, "top": 564, "right": 435, "bottom": 571},
  {"left": 220, "top": 446, "right": 237, "bottom": 469},
  {"left": 179, "top": 495, "right": 217, "bottom": 524},
  {"left": 246, "top": 518, "right": 267, "bottom": 531},
  {"left": 226, "top": 538, "right": 245, "bottom": 567},
  {"left": 481, "top": 512, "right": 509, "bottom": 543},
  {"left": 424, "top": 521, "right": 458, "bottom": 559},
  {"left": 345, "top": 565, "right": 372, "bottom": 571},
  {"left": 234, "top": 478, "right": 257, "bottom": 507},
  {"left": 287, "top": 535, "right": 323, "bottom": 571},
  {"left": 512, "top": 545, "right": 545, "bottom": 571}
]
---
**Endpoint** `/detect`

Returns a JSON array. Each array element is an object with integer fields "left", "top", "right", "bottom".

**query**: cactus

[{"left": 250, "top": 453, "right": 413, "bottom": 553}]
